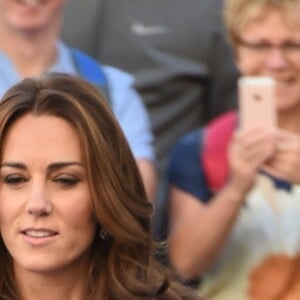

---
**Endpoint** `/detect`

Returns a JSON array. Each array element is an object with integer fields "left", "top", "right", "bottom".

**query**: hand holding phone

[{"left": 238, "top": 76, "right": 277, "bottom": 130}]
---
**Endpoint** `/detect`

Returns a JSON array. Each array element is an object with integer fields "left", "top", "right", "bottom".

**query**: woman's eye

[
  {"left": 3, "top": 175, "right": 27, "bottom": 187},
  {"left": 54, "top": 177, "right": 80, "bottom": 187}
]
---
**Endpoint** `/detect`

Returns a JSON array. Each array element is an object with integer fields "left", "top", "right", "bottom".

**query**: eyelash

[
  {"left": 1, "top": 175, "right": 81, "bottom": 189},
  {"left": 3, "top": 175, "right": 27, "bottom": 186},
  {"left": 53, "top": 176, "right": 80, "bottom": 188}
]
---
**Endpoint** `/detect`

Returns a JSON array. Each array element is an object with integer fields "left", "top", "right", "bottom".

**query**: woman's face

[
  {"left": 0, "top": 113, "right": 97, "bottom": 275},
  {"left": 0, "top": 0, "right": 66, "bottom": 33},
  {"left": 235, "top": 7, "right": 300, "bottom": 112}
]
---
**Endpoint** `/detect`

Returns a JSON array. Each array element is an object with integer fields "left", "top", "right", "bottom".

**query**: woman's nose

[
  {"left": 265, "top": 48, "right": 289, "bottom": 70},
  {"left": 26, "top": 184, "right": 53, "bottom": 217}
]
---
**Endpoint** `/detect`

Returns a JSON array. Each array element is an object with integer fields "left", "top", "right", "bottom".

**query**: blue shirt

[
  {"left": 0, "top": 42, "right": 155, "bottom": 161},
  {"left": 168, "top": 124, "right": 291, "bottom": 202}
]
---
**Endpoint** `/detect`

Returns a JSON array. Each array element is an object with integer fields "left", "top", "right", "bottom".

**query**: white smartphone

[{"left": 238, "top": 76, "right": 277, "bottom": 130}]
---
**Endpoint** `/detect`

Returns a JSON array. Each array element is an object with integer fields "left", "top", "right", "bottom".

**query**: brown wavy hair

[{"left": 0, "top": 73, "right": 200, "bottom": 300}]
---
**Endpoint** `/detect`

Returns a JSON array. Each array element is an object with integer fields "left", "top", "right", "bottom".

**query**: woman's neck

[
  {"left": 14, "top": 260, "right": 91, "bottom": 300},
  {"left": 18, "top": 275, "right": 88, "bottom": 300},
  {"left": 0, "top": 20, "right": 60, "bottom": 78}
]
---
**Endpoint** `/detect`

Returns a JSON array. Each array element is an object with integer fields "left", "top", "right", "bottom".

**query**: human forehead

[
  {"left": 227, "top": 0, "right": 300, "bottom": 17},
  {"left": 238, "top": 6, "right": 300, "bottom": 38},
  {"left": 1, "top": 114, "right": 83, "bottom": 161}
]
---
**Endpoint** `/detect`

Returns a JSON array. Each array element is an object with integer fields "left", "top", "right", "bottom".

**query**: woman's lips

[
  {"left": 21, "top": 229, "right": 58, "bottom": 245},
  {"left": 16, "top": 0, "right": 44, "bottom": 6},
  {"left": 22, "top": 229, "right": 58, "bottom": 238}
]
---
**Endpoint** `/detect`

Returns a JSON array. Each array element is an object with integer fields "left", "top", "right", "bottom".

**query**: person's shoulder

[
  {"left": 202, "top": 111, "right": 237, "bottom": 191},
  {"left": 205, "top": 111, "right": 238, "bottom": 132},
  {"left": 102, "top": 65, "right": 134, "bottom": 85},
  {"left": 170, "top": 128, "right": 204, "bottom": 164},
  {"left": 68, "top": 47, "right": 134, "bottom": 86}
]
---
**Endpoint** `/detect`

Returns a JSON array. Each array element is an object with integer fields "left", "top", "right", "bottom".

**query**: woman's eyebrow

[
  {"left": 0, "top": 162, "right": 26, "bottom": 169},
  {"left": 47, "top": 162, "right": 84, "bottom": 172},
  {"left": 0, "top": 162, "right": 84, "bottom": 171}
]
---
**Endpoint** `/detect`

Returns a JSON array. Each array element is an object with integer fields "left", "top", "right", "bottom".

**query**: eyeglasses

[{"left": 236, "top": 37, "right": 300, "bottom": 61}]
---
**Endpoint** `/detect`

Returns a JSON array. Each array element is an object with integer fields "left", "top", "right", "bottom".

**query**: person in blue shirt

[{"left": 0, "top": 0, "right": 157, "bottom": 201}]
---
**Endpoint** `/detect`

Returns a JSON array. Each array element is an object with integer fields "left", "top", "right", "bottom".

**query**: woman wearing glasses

[{"left": 166, "top": 0, "right": 300, "bottom": 299}]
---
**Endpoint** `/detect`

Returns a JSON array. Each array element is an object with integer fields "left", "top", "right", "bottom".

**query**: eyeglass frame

[{"left": 234, "top": 36, "right": 300, "bottom": 61}]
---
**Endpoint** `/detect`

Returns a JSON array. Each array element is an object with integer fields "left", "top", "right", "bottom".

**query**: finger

[
  {"left": 230, "top": 143, "right": 274, "bottom": 172},
  {"left": 276, "top": 142, "right": 288, "bottom": 151},
  {"left": 261, "top": 164, "right": 283, "bottom": 180},
  {"left": 271, "top": 145, "right": 300, "bottom": 165},
  {"left": 275, "top": 130, "right": 300, "bottom": 152},
  {"left": 264, "top": 153, "right": 300, "bottom": 182}
]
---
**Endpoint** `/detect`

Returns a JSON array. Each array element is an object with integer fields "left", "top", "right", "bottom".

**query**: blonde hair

[{"left": 223, "top": 0, "right": 299, "bottom": 43}]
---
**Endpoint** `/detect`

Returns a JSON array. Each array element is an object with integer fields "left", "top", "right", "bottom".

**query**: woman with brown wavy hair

[{"left": 0, "top": 73, "right": 200, "bottom": 300}]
